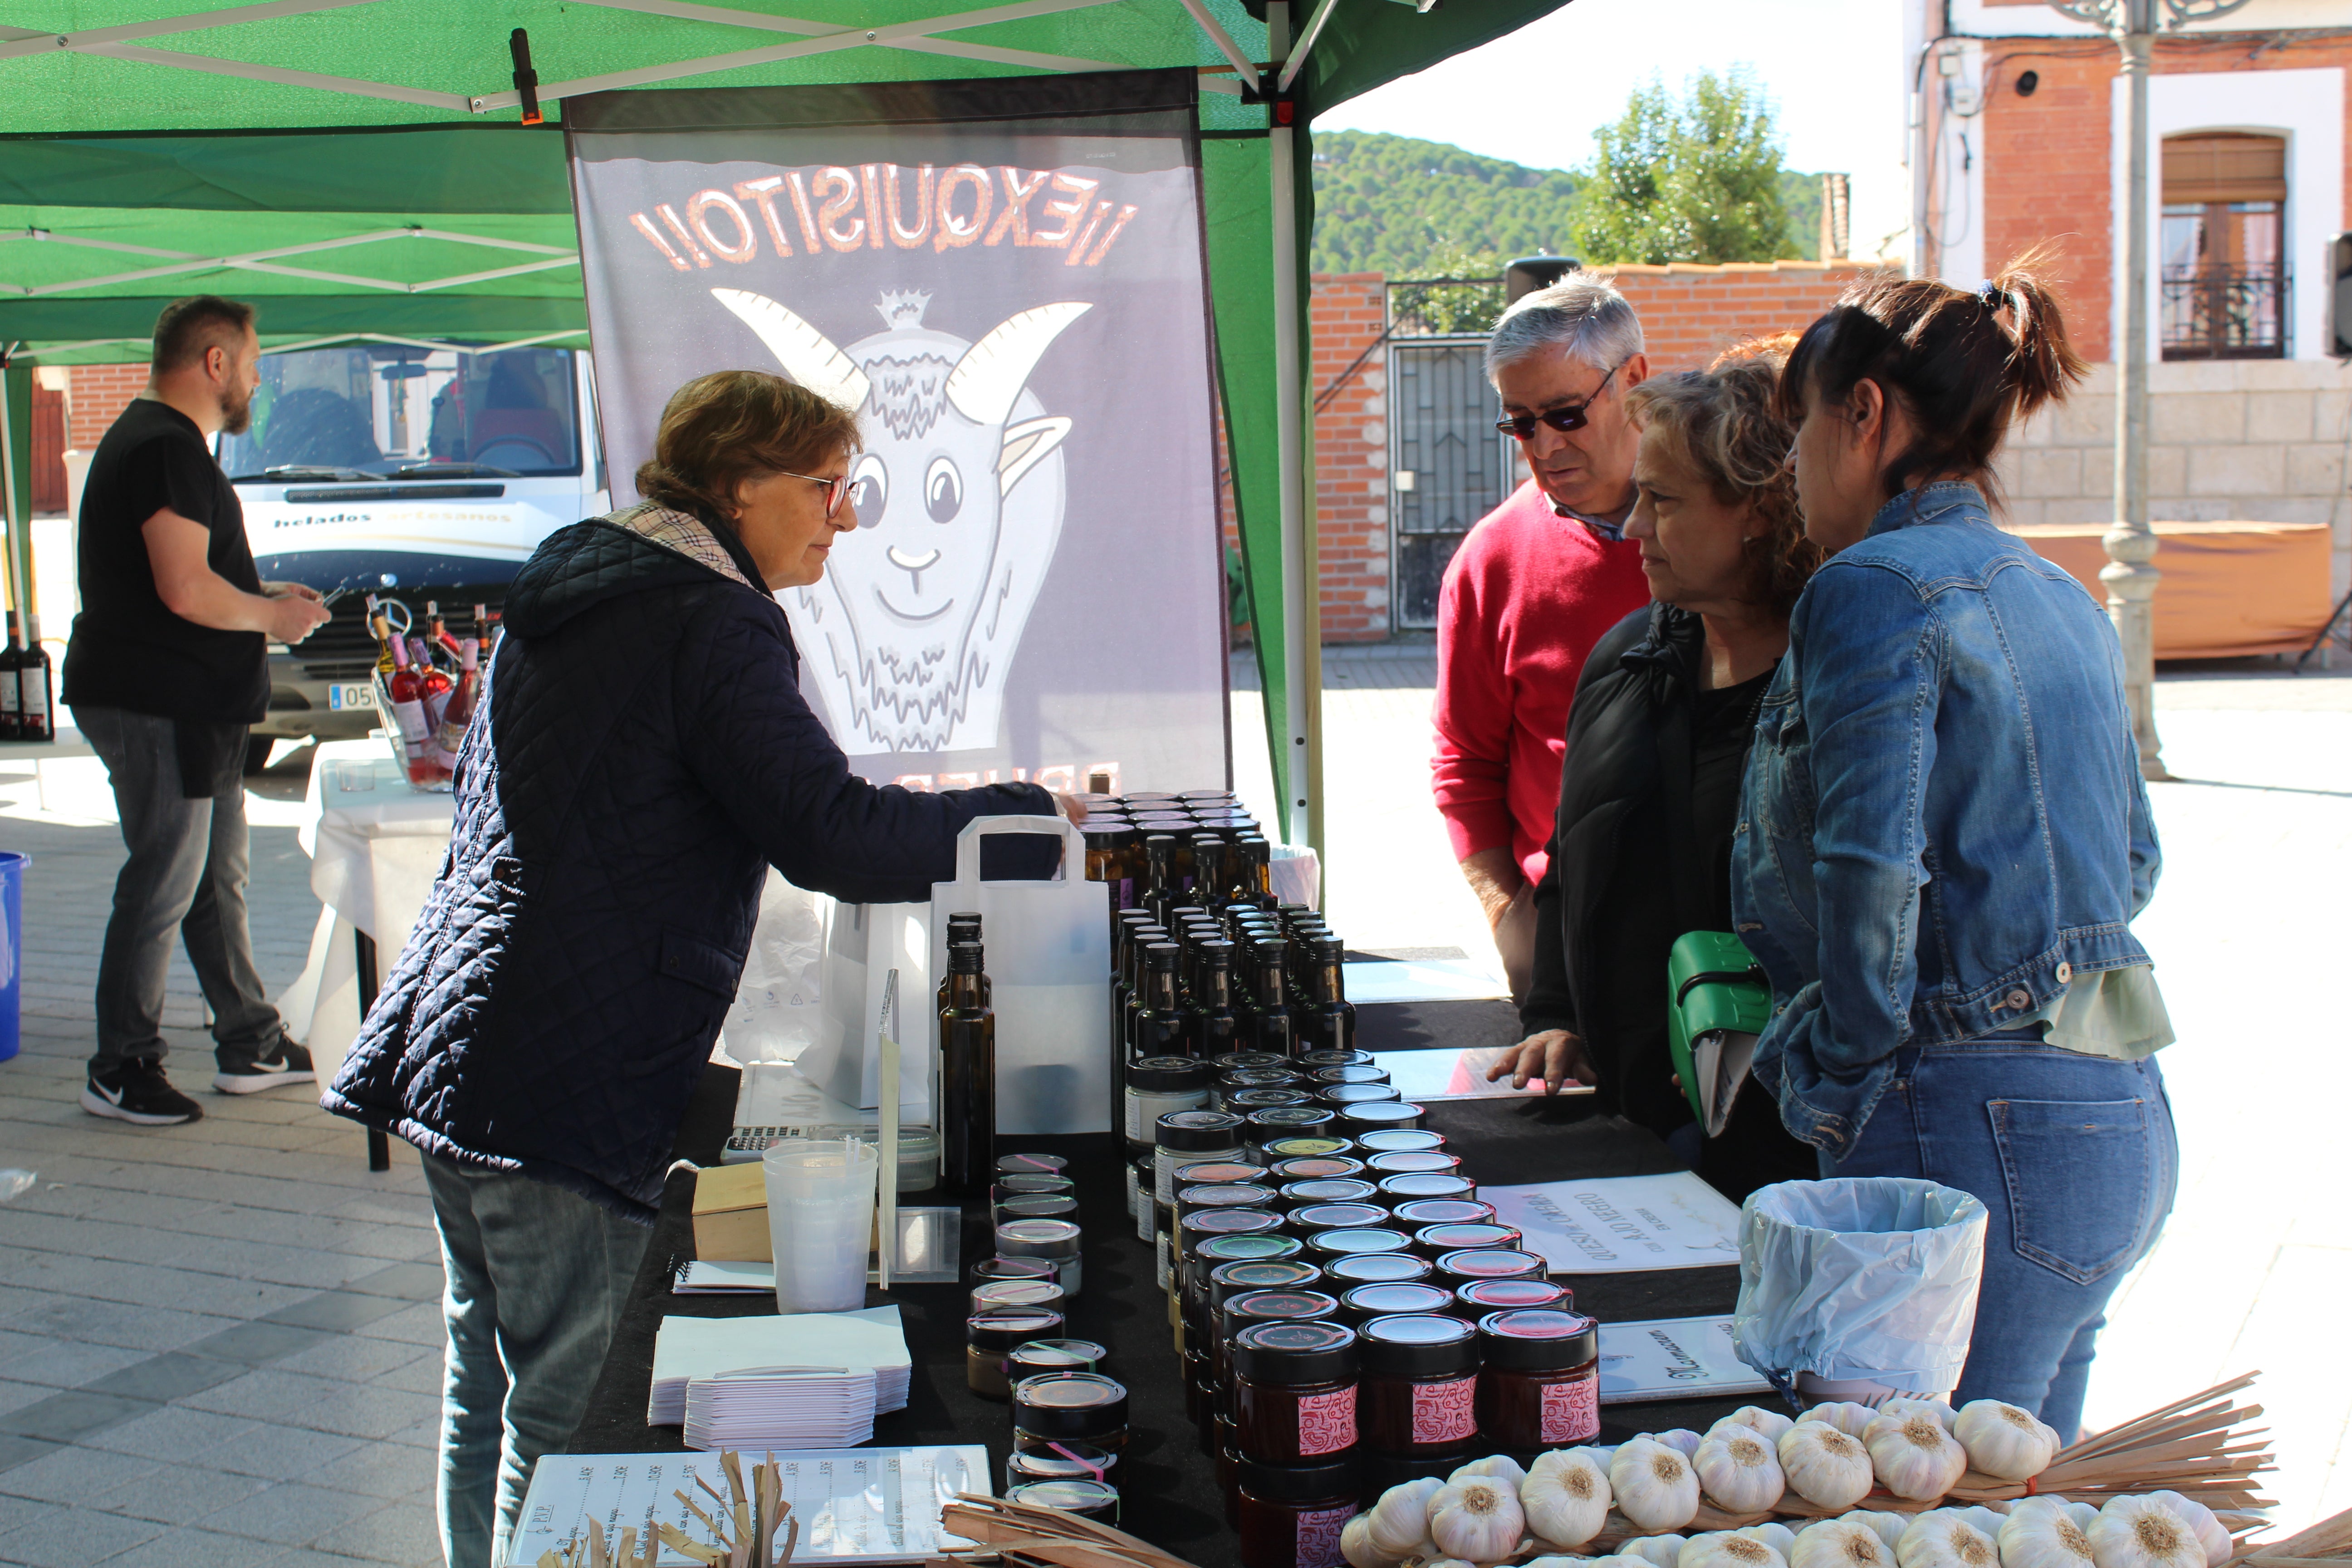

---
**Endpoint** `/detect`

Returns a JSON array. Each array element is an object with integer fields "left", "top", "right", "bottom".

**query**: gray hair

[{"left": 1484, "top": 274, "right": 1645, "bottom": 383}]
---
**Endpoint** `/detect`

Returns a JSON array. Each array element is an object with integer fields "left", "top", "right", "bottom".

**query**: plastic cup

[{"left": 763, "top": 1139, "right": 879, "bottom": 1313}]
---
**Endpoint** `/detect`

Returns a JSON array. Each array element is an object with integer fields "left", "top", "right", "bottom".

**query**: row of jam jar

[
  {"left": 958, "top": 1154, "right": 1132, "bottom": 1525},
  {"left": 1217, "top": 1307, "right": 1601, "bottom": 1568}
]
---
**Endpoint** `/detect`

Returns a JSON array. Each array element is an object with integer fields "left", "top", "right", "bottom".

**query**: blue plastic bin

[{"left": 0, "top": 851, "right": 23, "bottom": 1063}]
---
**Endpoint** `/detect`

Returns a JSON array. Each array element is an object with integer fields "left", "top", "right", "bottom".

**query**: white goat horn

[
  {"left": 944, "top": 302, "right": 1091, "bottom": 426},
  {"left": 711, "top": 288, "right": 872, "bottom": 410}
]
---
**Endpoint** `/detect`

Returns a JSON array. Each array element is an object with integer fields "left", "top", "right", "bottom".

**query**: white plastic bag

[
  {"left": 720, "top": 870, "right": 829, "bottom": 1065},
  {"left": 931, "top": 815, "right": 1110, "bottom": 1135},
  {"left": 1731, "top": 1177, "right": 1987, "bottom": 1397}
]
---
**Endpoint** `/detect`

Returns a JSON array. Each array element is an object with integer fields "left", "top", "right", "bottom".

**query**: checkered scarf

[{"left": 609, "top": 502, "right": 758, "bottom": 590}]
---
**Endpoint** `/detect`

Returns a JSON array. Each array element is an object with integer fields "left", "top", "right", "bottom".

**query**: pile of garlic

[{"left": 1341, "top": 1467, "right": 2237, "bottom": 1568}]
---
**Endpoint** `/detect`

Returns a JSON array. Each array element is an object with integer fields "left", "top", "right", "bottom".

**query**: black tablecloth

[{"left": 567, "top": 1031, "right": 1759, "bottom": 1568}]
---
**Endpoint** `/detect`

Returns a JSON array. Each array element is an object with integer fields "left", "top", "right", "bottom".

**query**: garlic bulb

[
  {"left": 1681, "top": 1532, "right": 1788, "bottom": 1568},
  {"left": 1718, "top": 1406, "right": 1798, "bottom": 1443},
  {"left": 1522, "top": 1449, "right": 1612, "bottom": 1548},
  {"left": 1365, "top": 1478, "right": 1445, "bottom": 1560},
  {"left": 1694, "top": 1426, "right": 1787, "bottom": 1513},
  {"left": 1840, "top": 1513, "right": 1913, "bottom": 1552},
  {"left": 1652, "top": 1428, "right": 1706, "bottom": 1458},
  {"left": 1742, "top": 1524, "right": 1799, "bottom": 1558},
  {"left": 2142, "top": 1493, "right": 2230, "bottom": 1568},
  {"left": 1896, "top": 1511, "right": 1998, "bottom": 1568},
  {"left": 1801, "top": 1402, "right": 1879, "bottom": 1437},
  {"left": 1999, "top": 1497, "right": 2097, "bottom": 1568},
  {"left": 1343, "top": 1514, "right": 1402, "bottom": 1568},
  {"left": 1779, "top": 1422, "right": 1876, "bottom": 1510},
  {"left": 1592, "top": 1557, "right": 1669, "bottom": 1568},
  {"left": 1429, "top": 1477, "right": 1527, "bottom": 1564},
  {"left": 1526, "top": 1558, "right": 1594, "bottom": 1568},
  {"left": 2089, "top": 1497, "right": 2208, "bottom": 1568},
  {"left": 1952, "top": 1401, "right": 2062, "bottom": 1482},
  {"left": 1623, "top": 1534, "right": 1692, "bottom": 1568},
  {"left": 1882, "top": 1398, "right": 1958, "bottom": 1430},
  {"left": 1610, "top": 1439, "right": 1702, "bottom": 1532},
  {"left": 1791, "top": 1520, "right": 1896, "bottom": 1568},
  {"left": 1867, "top": 1410, "right": 1970, "bottom": 1500},
  {"left": 1451, "top": 1454, "right": 1530, "bottom": 1491}
]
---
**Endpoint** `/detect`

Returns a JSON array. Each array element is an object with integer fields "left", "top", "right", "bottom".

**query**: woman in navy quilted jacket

[{"left": 324, "top": 371, "right": 1068, "bottom": 1568}]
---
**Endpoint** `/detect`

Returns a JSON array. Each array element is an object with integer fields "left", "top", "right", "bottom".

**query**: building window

[{"left": 2160, "top": 133, "right": 2287, "bottom": 359}]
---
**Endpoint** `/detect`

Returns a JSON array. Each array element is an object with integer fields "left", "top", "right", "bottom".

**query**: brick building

[{"left": 1913, "top": 0, "right": 2352, "bottom": 595}]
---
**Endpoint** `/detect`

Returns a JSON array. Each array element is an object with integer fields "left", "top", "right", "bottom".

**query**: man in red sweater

[{"left": 1432, "top": 276, "right": 1654, "bottom": 1000}]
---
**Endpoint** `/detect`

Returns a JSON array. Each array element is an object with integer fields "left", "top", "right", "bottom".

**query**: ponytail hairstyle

[{"left": 1775, "top": 245, "right": 2087, "bottom": 502}]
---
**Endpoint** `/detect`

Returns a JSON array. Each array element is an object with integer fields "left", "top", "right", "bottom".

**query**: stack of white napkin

[{"left": 647, "top": 1305, "right": 911, "bottom": 1450}]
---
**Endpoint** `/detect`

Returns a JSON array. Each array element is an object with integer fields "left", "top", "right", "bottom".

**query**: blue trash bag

[{"left": 1731, "top": 1176, "right": 1988, "bottom": 1397}]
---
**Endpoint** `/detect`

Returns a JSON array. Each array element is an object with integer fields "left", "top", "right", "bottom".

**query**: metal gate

[{"left": 1388, "top": 339, "right": 1513, "bottom": 629}]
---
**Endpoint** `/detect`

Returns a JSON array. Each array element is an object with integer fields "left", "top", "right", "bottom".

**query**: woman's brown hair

[
  {"left": 635, "top": 370, "right": 862, "bottom": 524},
  {"left": 1775, "top": 246, "right": 2087, "bottom": 501},
  {"left": 1625, "top": 348, "right": 1821, "bottom": 613}
]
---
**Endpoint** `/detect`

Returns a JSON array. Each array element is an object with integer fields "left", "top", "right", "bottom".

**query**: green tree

[{"left": 1572, "top": 69, "right": 1796, "bottom": 266}]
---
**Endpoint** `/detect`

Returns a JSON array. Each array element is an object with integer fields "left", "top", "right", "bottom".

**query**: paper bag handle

[{"left": 955, "top": 813, "right": 1082, "bottom": 885}]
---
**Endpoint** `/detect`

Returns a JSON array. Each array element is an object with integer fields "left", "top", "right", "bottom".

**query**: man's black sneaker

[
  {"left": 213, "top": 1041, "right": 317, "bottom": 1096},
  {"left": 81, "top": 1062, "right": 204, "bottom": 1126}
]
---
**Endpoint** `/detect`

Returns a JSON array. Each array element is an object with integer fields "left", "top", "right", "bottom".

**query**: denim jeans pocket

[{"left": 1987, "top": 1095, "right": 2154, "bottom": 1285}]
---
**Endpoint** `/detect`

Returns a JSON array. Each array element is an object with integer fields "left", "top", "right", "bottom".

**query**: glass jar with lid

[
  {"left": 1411, "top": 1222, "right": 1523, "bottom": 1258},
  {"left": 1277, "top": 1178, "right": 1380, "bottom": 1211},
  {"left": 1335, "top": 1281, "right": 1456, "bottom": 1327},
  {"left": 1230, "top": 1088, "right": 1313, "bottom": 1112},
  {"left": 1235, "top": 1454, "right": 1360, "bottom": 1568},
  {"left": 1247, "top": 1107, "right": 1342, "bottom": 1151},
  {"left": 1390, "top": 1199, "right": 1497, "bottom": 1230},
  {"left": 1178, "top": 1208, "right": 1284, "bottom": 1302},
  {"left": 1309, "top": 1064, "right": 1390, "bottom": 1087},
  {"left": 1303, "top": 1227, "right": 1413, "bottom": 1264},
  {"left": 1179, "top": 1181, "right": 1279, "bottom": 1227},
  {"left": 1232, "top": 1320, "right": 1359, "bottom": 1464},
  {"left": 1363, "top": 1149, "right": 1460, "bottom": 1178},
  {"left": 1334, "top": 1101, "right": 1423, "bottom": 1138},
  {"left": 967, "top": 1307, "right": 1066, "bottom": 1399},
  {"left": 1006, "top": 1441, "right": 1117, "bottom": 1489},
  {"left": 1352, "top": 1127, "right": 1442, "bottom": 1154},
  {"left": 1215, "top": 1287, "right": 1342, "bottom": 1389},
  {"left": 1210, "top": 1050, "right": 1292, "bottom": 1076},
  {"left": 1432, "top": 1248, "right": 1546, "bottom": 1289},
  {"left": 1455, "top": 1278, "right": 1572, "bottom": 1314},
  {"left": 1376, "top": 1172, "right": 1476, "bottom": 1205},
  {"left": 1474, "top": 1308, "right": 1600, "bottom": 1448},
  {"left": 969, "top": 1278, "right": 1066, "bottom": 1314},
  {"left": 1125, "top": 1057, "right": 1212, "bottom": 1154},
  {"left": 1322, "top": 1251, "right": 1434, "bottom": 1289},
  {"left": 1176, "top": 1159, "right": 1266, "bottom": 1192},
  {"left": 1287, "top": 1202, "right": 1390, "bottom": 1237},
  {"left": 1269, "top": 1156, "right": 1367, "bottom": 1184},
  {"left": 1186, "top": 1233, "right": 1307, "bottom": 1332},
  {"left": 1356, "top": 1312, "right": 1480, "bottom": 1457},
  {"left": 1005, "top": 1477, "right": 1120, "bottom": 1522},
  {"left": 1262, "top": 1135, "right": 1356, "bottom": 1163},
  {"left": 1008, "top": 1338, "right": 1109, "bottom": 1382},
  {"left": 1014, "top": 1370, "right": 1130, "bottom": 1451},
  {"left": 1297, "top": 1048, "right": 1373, "bottom": 1070},
  {"left": 998, "top": 1217, "right": 1085, "bottom": 1296}
]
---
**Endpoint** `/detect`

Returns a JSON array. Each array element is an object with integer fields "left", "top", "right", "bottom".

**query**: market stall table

[{"left": 566, "top": 1034, "right": 1755, "bottom": 1568}]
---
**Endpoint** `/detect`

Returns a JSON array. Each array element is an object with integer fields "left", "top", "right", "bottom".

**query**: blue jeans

[
  {"left": 1823, "top": 1041, "right": 2177, "bottom": 1438},
  {"left": 423, "top": 1153, "right": 650, "bottom": 1568}
]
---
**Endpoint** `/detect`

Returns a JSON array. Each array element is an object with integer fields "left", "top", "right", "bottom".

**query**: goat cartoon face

[{"left": 714, "top": 287, "right": 1088, "bottom": 754}]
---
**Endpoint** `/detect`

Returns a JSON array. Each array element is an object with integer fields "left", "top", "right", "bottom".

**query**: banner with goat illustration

[{"left": 566, "top": 70, "right": 1227, "bottom": 793}]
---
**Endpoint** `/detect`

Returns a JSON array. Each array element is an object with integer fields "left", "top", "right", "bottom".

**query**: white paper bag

[
  {"left": 931, "top": 816, "right": 1111, "bottom": 1135},
  {"left": 793, "top": 900, "right": 933, "bottom": 1120}
]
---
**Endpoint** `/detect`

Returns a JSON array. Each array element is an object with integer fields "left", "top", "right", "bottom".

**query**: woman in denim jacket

[{"left": 1736, "top": 258, "right": 2177, "bottom": 1436}]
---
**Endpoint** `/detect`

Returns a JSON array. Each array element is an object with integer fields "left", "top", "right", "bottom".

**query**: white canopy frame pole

[
  {"left": 0, "top": 348, "right": 28, "bottom": 642},
  {"left": 1263, "top": 0, "right": 1320, "bottom": 867}
]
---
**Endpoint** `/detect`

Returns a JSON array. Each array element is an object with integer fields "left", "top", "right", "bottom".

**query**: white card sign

[
  {"left": 1599, "top": 1315, "right": 1775, "bottom": 1404},
  {"left": 1483, "top": 1171, "right": 1743, "bottom": 1274}
]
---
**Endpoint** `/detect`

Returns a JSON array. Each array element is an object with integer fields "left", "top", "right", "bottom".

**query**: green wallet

[{"left": 1666, "top": 931, "right": 1772, "bottom": 1136}]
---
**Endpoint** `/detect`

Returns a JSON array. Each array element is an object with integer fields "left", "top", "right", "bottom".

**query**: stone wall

[{"left": 1995, "top": 359, "right": 2352, "bottom": 595}]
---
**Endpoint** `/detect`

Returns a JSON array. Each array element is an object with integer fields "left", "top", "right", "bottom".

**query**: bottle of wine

[
  {"left": 17, "top": 614, "right": 53, "bottom": 744},
  {"left": 411, "top": 637, "right": 453, "bottom": 731},
  {"left": 378, "top": 616, "right": 435, "bottom": 784},
  {"left": 1120, "top": 921, "right": 1167, "bottom": 1058},
  {"left": 1247, "top": 936, "right": 1296, "bottom": 1058},
  {"left": 427, "top": 638, "right": 480, "bottom": 769},
  {"left": 1132, "top": 943, "right": 1193, "bottom": 1059},
  {"left": 0, "top": 611, "right": 22, "bottom": 742},
  {"left": 940, "top": 939, "right": 996, "bottom": 1195},
  {"left": 1187, "top": 940, "right": 1243, "bottom": 1058},
  {"left": 1297, "top": 936, "right": 1356, "bottom": 1057},
  {"left": 1190, "top": 836, "right": 1229, "bottom": 916},
  {"left": 938, "top": 911, "right": 982, "bottom": 1019},
  {"left": 1142, "top": 834, "right": 1181, "bottom": 925}
]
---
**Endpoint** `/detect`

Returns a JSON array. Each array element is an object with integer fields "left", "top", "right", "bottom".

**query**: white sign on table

[
  {"left": 504, "top": 1445, "right": 988, "bottom": 1566},
  {"left": 1598, "top": 1315, "right": 1775, "bottom": 1404},
  {"left": 1483, "top": 1171, "right": 1743, "bottom": 1274}
]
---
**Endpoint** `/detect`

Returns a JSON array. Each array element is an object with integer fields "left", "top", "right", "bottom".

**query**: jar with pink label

[
  {"left": 1354, "top": 1313, "right": 1479, "bottom": 1458},
  {"left": 1231, "top": 1320, "right": 1360, "bottom": 1465},
  {"left": 1235, "top": 1453, "right": 1360, "bottom": 1568},
  {"left": 1474, "top": 1308, "right": 1600, "bottom": 1448}
]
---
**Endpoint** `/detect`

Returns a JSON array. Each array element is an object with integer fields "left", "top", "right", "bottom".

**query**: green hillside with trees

[{"left": 1312, "top": 69, "right": 1826, "bottom": 280}]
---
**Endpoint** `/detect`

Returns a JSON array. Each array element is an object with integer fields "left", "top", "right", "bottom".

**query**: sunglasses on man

[{"left": 1494, "top": 360, "right": 1623, "bottom": 440}]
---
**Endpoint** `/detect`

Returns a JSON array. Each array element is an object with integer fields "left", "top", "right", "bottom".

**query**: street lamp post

[{"left": 2047, "top": 0, "right": 2247, "bottom": 780}]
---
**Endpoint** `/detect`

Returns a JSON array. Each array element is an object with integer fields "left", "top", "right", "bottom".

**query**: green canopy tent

[{"left": 0, "top": 0, "right": 1565, "bottom": 852}]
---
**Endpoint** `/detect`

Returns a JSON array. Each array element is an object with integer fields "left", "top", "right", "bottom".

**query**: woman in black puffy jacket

[
  {"left": 326, "top": 372, "right": 1067, "bottom": 1568},
  {"left": 1488, "top": 351, "right": 1818, "bottom": 1202}
]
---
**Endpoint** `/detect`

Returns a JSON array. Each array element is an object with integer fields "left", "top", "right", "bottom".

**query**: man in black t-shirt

[{"left": 63, "top": 296, "right": 333, "bottom": 1127}]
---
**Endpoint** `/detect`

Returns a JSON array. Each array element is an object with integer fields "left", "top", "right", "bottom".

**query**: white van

[{"left": 217, "top": 341, "right": 607, "bottom": 755}]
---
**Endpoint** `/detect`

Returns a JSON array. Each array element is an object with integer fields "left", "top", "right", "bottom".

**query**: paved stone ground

[
  {"left": 0, "top": 644, "right": 2344, "bottom": 1566},
  {"left": 0, "top": 755, "right": 442, "bottom": 1568}
]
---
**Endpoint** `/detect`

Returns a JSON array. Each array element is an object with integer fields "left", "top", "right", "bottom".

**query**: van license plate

[{"left": 327, "top": 683, "right": 375, "bottom": 712}]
